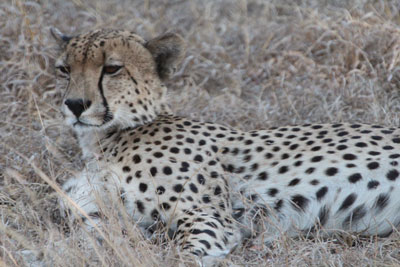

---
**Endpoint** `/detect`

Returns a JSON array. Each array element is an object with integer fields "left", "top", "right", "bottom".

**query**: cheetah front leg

[
  {"left": 60, "top": 169, "right": 122, "bottom": 232},
  {"left": 173, "top": 211, "right": 241, "bottom": 266}
]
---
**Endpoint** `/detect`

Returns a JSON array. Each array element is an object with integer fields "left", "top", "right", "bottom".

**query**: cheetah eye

[
  {"left": 56, "top": 65, "right": 70, "bottom": 75},
  {"left": 103, "top": 65, "right": 122, "bottom": 75}
]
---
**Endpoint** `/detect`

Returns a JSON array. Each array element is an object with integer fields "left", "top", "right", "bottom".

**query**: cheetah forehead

[{"left": 62, "top": 29, "right": 147, "bottom": 64}]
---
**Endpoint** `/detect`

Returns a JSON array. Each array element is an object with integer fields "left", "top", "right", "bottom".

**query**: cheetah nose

[{"left": 64, "top": 98, "right": 92, "bottom": 118}]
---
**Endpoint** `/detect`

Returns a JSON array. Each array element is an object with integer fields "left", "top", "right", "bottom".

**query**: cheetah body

[{"left": 52, "top": 28, "right": 400, "bottom": 264}]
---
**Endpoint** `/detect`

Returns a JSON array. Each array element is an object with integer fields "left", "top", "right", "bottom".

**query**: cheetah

[{"left": 52, "top": 27, "right": 400, "bottom": 265}]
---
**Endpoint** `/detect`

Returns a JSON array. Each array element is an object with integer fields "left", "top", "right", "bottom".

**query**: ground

[{"left": 1, "top": 0, "right": 400, "bottom": 266}]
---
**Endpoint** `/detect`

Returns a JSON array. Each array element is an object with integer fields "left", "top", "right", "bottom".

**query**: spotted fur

[{"left": 52, "top": 28, "right": 400, "bottom": 265}]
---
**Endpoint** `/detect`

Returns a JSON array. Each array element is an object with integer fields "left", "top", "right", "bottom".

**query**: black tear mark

[{"left": 98, "top": 67, "right": 113, "bottom": 124}]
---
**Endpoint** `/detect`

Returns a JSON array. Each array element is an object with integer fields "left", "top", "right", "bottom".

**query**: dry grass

[{"left": 2, "top": 0, "right": 400, "bottom": 266}]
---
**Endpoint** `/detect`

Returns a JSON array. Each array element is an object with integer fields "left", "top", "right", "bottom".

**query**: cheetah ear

[
  {"left": 50, "top": 27, "right": 72, "bottom": 46},
  {"left": 145, "top": 32, "right": 185, "bottom": 80}
]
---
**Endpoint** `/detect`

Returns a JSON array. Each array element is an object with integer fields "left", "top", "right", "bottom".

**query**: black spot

[
  {"left": 360, "top": 130, "right": 371, "bottom": 134},
  {"left": 189, "top": 183, "right": 198, "bottom": 193},
  {"left": 170, "top": 147, "right": 180, "bottom": 154},
  {"left": 153, "top": 152, "right": 163, "bottom": 158},
  {"left": 150, "top": 167, "right": 157, "bottom": 176},
  {"left": 311, "top": 146, "right": 321, "bottom": 151},
  {"left": 156, "top": 186, "right": 165, "bottom": 195},
  {"left": 278, "top": 166, "right": 289, "bottom": 174},
  {"left": 186, "top": 138, "right": 195, "bottom": 143},
  {"left": 281, "top": 153, "right": 290, "bottom": 160},
  {"left": 214, "top": 186, "right": 222, "bottom": 196},
  {"left": 348, "top": 173, "right": 362, "bottom": 183},
  {"left": 336, "top": 145, "right": 347, "bottom": 150},
  {"left": 317, "top": 206, "right": 329, "bottom": 226},
  {"left": 294, "top": 153, "right": 303, "bottom": 159},
  {"left": 338, "top": 193, "right": 357, "bottom": 211},
  {"left": 88, "top": 211, "right": 102, "bottom": 219},
  {"left": 210, "top": 171, "right": 219, "bottom": 178},
  {"left": 316, "top": 186, "right": 328, "bottom": 201},
  {"left": 126, "top": 176, "right": 132, "bottom": 183},
  {"left": 343, "top": 154, "right": 357, "bottom": 160},
  {"left": 310, "top": 179, "right": 319, "bottom": 185},
  {"left": 367, "top": 162, "right": 379, "bottom": 170},
  {"left": 151, "top": 209, "right": 160, "bottom": 219},
  {"left": 197, "top": 174, "right": 205, "bottom": 185},
  {"left": 367, "top": 180, "right": 379, "bottom": 190},
  {"left": 311, "top": 156, "right": 323, "bottom": 162},
  {"left": 325, "top": 167, "right": 338, "bottom": 176},
  {"left": 245, "top": 139, "right": 254, "bottom": 145},
  {"left": 386, "top": 169, "right": 399, "bottom": 181},
  {"left": 163, "top": 127, "right": 172, "bottom": 133},
  {"left": 214, "top": 242, "right": 223, "bottom": 250},
  {"left": 355, "top": 142, "right": 367, "bottom": 148},
  {"left": 274, "top": 199, "right": 284, "bottom": 211},
  {"left": 337, "top": 131, "right": 349, "bottom": 136},
  {"left": 211, "top": 145, "right": 218, "bottom": 153},
  {"left": 199, "top": 240, "right": 211, "bottom": 249},
  {"left": 267, "top": 188, "right": 279, "bottom": 197},
  {"left": 305, "top": 167, "right": 315, "bottom": 174},
  {"left": 289, "top": 144, "right": 299, "bottom": 150},
  {"left": 139, "top": 183, "right": 148, "bottom": 193},
  {"left": 253, "top": 146, "right": 264, "bottom": 153},
  {"left": 258, "top": 171, "right": 268, "bottom": 181},
  {"left": 371, "top": 136, "right": 383, "bottom": 140},
  {"left": 374, "top": 193, "right": 390, "bottom": 212},
  {"left": 179, "top": 162, "right": 189, "bottom": 172},
  {"left": 160, "top": 202, "right": 171, "bottom": 210},
  {"left": 163, "top": 166, "right": 172, "bottom": 175},
  {"left": 383, "top": 145, "right": 394, "bottom": 150},
  {"left": 369, "top": 151, "right": 380, "bottom": 156},
  {"left": 288, "top": 178, "right": 301, "bottom": 186},
  {"left": 389, "top": 154, "right": 400, "bottom": 159},
  {"left": 136, "top": 200, "right": 145, "bottom": 213},
  {"left": 294, "top": 161, "right": 303, "bottom": 167},
  {"left": 343, "top": 204, "right": 366, "bottom": 227},
  {"left": 122, "top": 166, "right": 131, "bottom": 173},
  {"left": 194, "top": 155, "right": 203, "bottom": 162},
  {"left": 291, "top": 195, "right": 309, "bottom": 211},
  {"left": 264, "top": 152, "right": 273, "bottom": 159},
  {"left": 135, "top": 171, "right": 142, "bottom": 178},
  {"left": 306, "top": 140, "right": 315, "bottom": 146},
  {"left": 173, "top": 184, "right": 184, "bottom": 193},
  {"left": 202, "top": 195, "right": 211, "bottom": 203},
  {"left": 133, "top": 154, "right": 141, "bottom": 164}
]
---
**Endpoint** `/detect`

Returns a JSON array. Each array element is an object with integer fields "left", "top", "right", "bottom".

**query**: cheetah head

[{"left": 51, "top": 28, "right": 185, "bottom": 132}]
